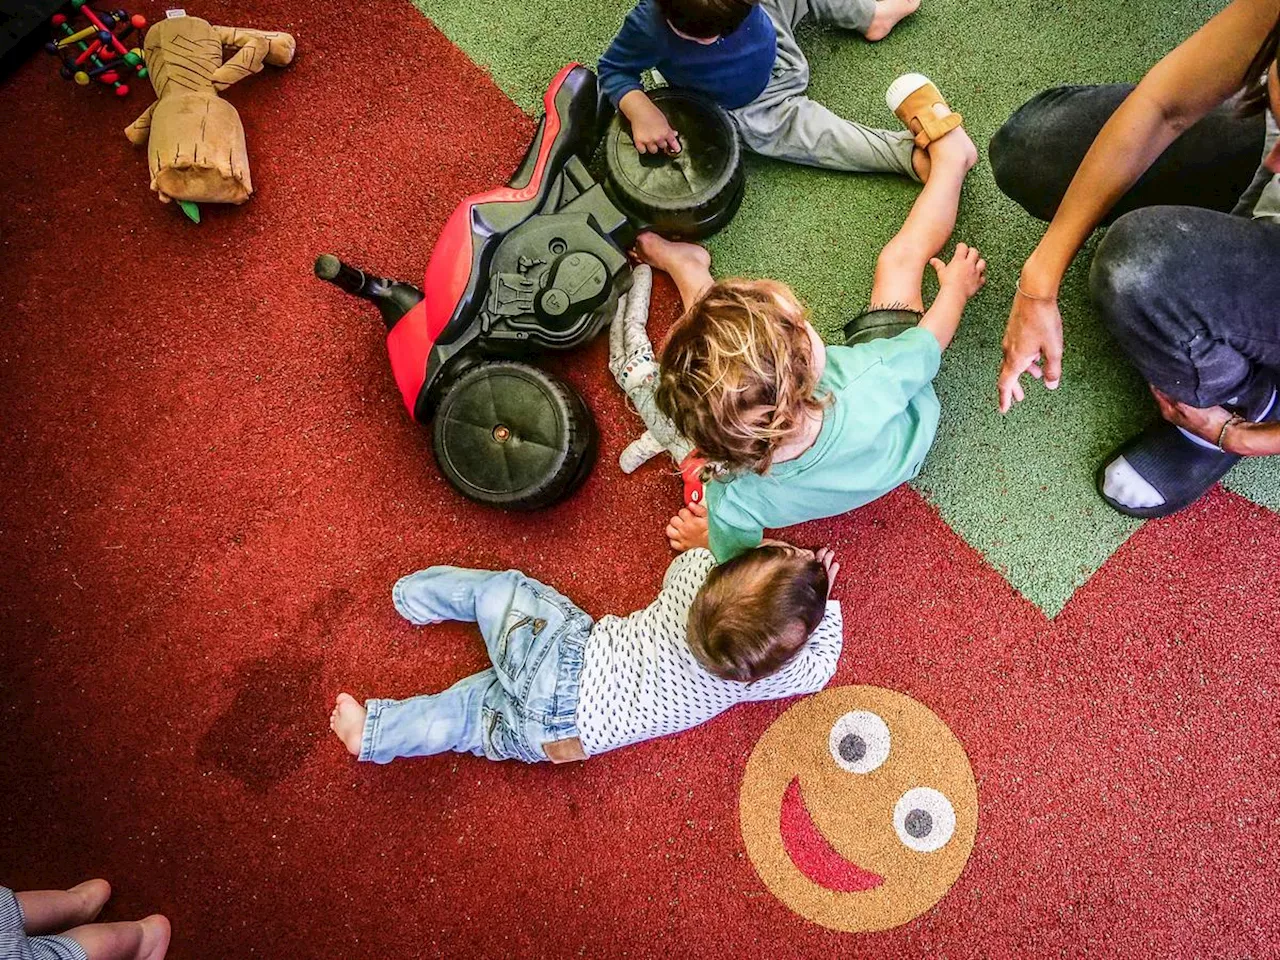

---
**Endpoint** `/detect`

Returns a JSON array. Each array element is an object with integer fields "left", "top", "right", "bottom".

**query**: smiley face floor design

[{"left": 740, "top": 686, "right": 978, "bottom": 933}]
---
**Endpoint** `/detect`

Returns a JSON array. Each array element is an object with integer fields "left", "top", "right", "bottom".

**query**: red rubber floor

[{"left": 3, "top": 2, "right": 1279, "bottom": 956}]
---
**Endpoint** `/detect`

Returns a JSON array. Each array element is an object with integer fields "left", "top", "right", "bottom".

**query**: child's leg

[
  {"left": 733, "top": 91, "right": 917, "bottom": 178},
  {"left": 609, "top": 264, "right": 657, "bottom": 389},
  {"left": 15, "top": 880, "right": 110, "bottom": 934},
  {"left": 608, "top": 262, "right": 695, "bottom": 467},
  {"left": 350, "top": 568, "right": 590, "bottom": 762},
  {"left": 804, "top": 0, "right": 875, "bottom": 31},
  {"left": 803, "top": 0, "right": 920, "bottom": 40},
  {"left": 393, "top": 566, "right": 581, "bottom": 696},
  {"left": 868, "top": 127, "right": 977, "bottom": 310},
  {"left": 352, "top": 670, "right": 500, "bottom": 762},
  {"left": 762, "top": 0, "right": 812, "bottom": 31},
  {"left": 741, "top": 0, "right": 918, "bottom": 176},
  {"left": 633, "top": 233, "right": 712, "bottom": 312},
  {"left": 391, "top": 567, "right": 530, "bottom": 627},
  {"left": 394, "top": 569, "right": 563, "bottom": 670},
  {"left": 60, "top": 914, "right": 170, "bottom": 960}
]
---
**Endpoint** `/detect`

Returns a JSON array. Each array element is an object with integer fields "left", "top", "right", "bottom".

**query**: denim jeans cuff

[
  {"left": 390, "top": 577, "right": 412, "bottom": 623},
  {"left": 358, "top": 699, "right": 385, "bottom": 762}
]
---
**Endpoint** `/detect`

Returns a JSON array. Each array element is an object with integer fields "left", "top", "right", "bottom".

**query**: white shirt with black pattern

[{"left": 575, "top": 548, "right": 843, "bottom": 757}]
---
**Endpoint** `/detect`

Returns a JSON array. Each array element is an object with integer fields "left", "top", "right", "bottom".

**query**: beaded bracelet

[{"left": 1217, "top": 415, "right": 1245, "bottom": 452}]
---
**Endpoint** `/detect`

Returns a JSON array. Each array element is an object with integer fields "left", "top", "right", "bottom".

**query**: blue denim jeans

[{"left": 360, "top": 567, "right": 593, "bottom": 764}]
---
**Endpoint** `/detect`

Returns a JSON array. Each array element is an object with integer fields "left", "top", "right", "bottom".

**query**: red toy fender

[{"left": 384, "top": 62, "right": 583, "bottom": 419}]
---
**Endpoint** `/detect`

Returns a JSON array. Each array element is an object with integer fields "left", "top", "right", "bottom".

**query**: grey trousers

[{"left": 730, "top": 0, "right": 918, "bottom": 178}]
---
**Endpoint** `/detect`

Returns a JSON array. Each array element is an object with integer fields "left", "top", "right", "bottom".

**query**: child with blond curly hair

[{"left": 636, "top": 81, "right": 984, "bottom": 559}]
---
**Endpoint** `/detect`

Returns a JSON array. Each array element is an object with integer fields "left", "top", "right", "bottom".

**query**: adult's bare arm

[{"left": 997, "top": 0, "right": 1280, "bottom": 413}]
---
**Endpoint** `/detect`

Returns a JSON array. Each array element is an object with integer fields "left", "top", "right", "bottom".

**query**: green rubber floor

[{"left": 412, "top": 0, "right": 1278, "bottom": 614}]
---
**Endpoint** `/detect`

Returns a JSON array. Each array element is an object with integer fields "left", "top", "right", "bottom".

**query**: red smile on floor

[{"left": 779, "top": 777, "right": 884, "bottom": 892}]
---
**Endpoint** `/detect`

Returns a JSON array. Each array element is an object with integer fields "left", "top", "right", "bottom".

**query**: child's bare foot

[
  {"left": 634, "top": 231, "right": 710, "bottom": 273},
  {"left": 666, "top": 500, "right": 710, "bottom": 551},
  {"left": 865, "top": 0, "right": 920, "bottom": 41},
  {"left": 330, "top": 693, "right": 366, "bottom": 757},
  {"left": 137, "top": 914, "right": 172, "bottom": 960},
  {"left": 633, "top": 232, "right": 713, "bottom": 310},
  {"left": 70, "top": 879, "right": 111, "bottom": 924}
]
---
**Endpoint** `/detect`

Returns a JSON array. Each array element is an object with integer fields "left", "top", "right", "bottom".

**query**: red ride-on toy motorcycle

[{"left": 315, "top": 63, "right": 743, "bottom": 510}]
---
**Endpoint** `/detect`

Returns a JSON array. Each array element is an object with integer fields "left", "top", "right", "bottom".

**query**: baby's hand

[
  {"left": 815, "top": 547, "right": 840, "bottom": 598},
  {"left": 666, "top": 499, "right": 709, "bottom": 551},
  {"left": 929, "top": 243, "right": 986, "bottom": 299}
]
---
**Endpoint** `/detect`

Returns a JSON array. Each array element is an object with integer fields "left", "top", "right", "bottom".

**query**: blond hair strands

[{"left": 656, "top": 278, "right": 826, "bottom": 476}]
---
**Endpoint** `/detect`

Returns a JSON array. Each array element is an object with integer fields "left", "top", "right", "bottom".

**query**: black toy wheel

[
  {"left": 431, "top": 360, "right": 597, "bottom": 510},
  {"left": 603, "top": 87, "right": 744, "bottom": 240}
]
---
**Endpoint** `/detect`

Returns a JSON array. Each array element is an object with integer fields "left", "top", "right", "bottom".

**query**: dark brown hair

[
  {"left": 687, "top": 545, "right": 828, "bottom": 683},
  {"left": 1239, "top": 15, "right": 1280, "bottom": 115},
  {"left": 655, "top": 278, "right": 826, "bottom": 477},
  {"left": 657, "top": 0, "right": 757, "bottom": 39}
]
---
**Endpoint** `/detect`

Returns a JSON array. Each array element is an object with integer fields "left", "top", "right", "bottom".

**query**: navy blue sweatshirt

[{"left": 598, "top": 0, "right": 777, "bottom": 110}]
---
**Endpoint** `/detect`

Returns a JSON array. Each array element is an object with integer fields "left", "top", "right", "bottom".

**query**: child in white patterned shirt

[{"left": 330, "top": 543, "right": 842, "bottom": 764}]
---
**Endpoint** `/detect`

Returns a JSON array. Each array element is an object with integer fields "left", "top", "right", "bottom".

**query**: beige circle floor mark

[{"left": 740, "top": 686, "right": 978, "bottom": 933}]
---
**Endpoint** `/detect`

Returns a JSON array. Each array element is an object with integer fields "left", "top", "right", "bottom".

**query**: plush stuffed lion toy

[{"left": 125, "top": 15, "right": 295, "bottom": 206}]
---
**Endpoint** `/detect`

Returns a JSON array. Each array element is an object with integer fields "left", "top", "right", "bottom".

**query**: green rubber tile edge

[
  {"left": 1224, "top": 455, "right": 1280, "bottom": 511},
  {"left": 412, "top": 0, "right": 1271, "bottom": 614}
]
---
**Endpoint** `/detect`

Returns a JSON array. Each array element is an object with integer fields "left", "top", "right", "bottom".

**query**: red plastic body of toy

[
  {"left": 681, "top": 453, "right": 707, "bottom": 506},
  {"left": 384, "top": 62, "right": 581, "bottom": 420},
  {"left": 384, "top": 300, "right": 433, "bottom": 419}
]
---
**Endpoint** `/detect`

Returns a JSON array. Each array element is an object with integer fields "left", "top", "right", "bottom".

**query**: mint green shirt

[{"left": 706, "top": 327, "right": 942, "bottom": 561}]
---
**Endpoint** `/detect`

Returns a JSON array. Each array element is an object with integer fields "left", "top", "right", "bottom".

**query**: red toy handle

[{"left": 680, "top": 453, "right": 706, "bottom": 507}]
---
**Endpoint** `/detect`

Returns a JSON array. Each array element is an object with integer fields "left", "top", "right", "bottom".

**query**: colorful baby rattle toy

[{"left": 45, "top": 2, "right": 147, "bottom": 98}]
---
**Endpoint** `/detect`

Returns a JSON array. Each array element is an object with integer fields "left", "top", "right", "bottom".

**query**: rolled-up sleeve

[{"left": 844, "top": 326, "right": 941, "bottom": 416}]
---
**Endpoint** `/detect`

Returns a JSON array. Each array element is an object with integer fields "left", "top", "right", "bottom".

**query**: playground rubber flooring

[{"left": 3, "top": 0, "right": 1279, "bottom": 957}]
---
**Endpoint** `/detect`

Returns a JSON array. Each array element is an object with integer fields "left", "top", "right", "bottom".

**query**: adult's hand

[
  {"left": 1150, "top": 387, "right": 1234, "bottom": 445},
  {"left": 997, "top": 291, "right": 1064, "bottom": 413}
]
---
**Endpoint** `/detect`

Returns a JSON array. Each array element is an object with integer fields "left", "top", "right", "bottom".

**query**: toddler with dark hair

[
  {"left": 600, "top": 0, "right": 926, "bottom": 178},
  {"left": 330, "top": 545, "right": 841, "bottom": 764}
]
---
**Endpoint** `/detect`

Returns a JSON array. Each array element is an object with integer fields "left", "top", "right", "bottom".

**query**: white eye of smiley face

[
  {"left": 828, "top": 711, "right": 891, "bottom": 774},
  {"left": 894, "top": 787, "right": 956, "bottom": 853}
]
